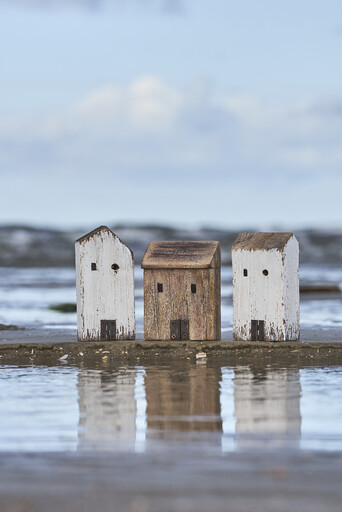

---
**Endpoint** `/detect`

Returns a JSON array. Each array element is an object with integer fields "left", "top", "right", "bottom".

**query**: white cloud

[
  {"left": 0, "top": 0, "right": 183, "bottom": 13},
  {"left": 71, "top": 77, "right": 184, "bottom": 134},
  {"left": 1, "top": 76, "right": 342, "bottom": 182}
]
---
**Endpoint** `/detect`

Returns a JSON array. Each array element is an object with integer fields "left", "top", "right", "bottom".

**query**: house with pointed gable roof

[
  {"left": 232, "top": 232, "right": 299, "bottom": 341},
  {"left": 141, "top": 241, "right": 221, "bottom": 341},
  {"left": 75, "top": 226, "right": 135, "bottom": 341}
]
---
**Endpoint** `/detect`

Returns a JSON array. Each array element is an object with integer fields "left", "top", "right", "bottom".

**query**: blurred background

[{"left": 0, "top": 0, "right": 342, "bottom": 331}]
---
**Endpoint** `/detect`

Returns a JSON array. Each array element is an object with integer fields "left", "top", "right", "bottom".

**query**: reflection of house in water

[
  {"left": 78, "top": 368, "right": 138, "bottom": 451},
  {"left": 145, "top": 364, "right": 222, "bottom": 439},
  {"left": 233, "top": 367, "right": 301, "bottom": 448}
]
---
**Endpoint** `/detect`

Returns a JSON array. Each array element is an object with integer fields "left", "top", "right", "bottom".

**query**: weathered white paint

[
  {"left": 75, "top": 226, "right": 135, "bottom": 341},
  {"left": 283, "top": 236, "right": 300, "bottom": 340},
  {"left": 232, "top": 234, "right": 299, "bottom": 341}
]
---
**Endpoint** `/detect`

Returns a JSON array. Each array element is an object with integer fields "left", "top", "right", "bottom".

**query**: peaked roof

[
  {"left": 75, "top": 225, "right": 112, "bottom": 243},
  {"left": 141, "top": 241, "right": 220, "bottom": 269},
  {"left": 232, "top": 232, "right": 295, "bottom": 251},
  {"left": 75, "top": 226, "right": 133, "bottom": 257}
]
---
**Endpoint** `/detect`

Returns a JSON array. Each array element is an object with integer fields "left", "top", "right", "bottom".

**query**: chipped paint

[
  {"left": 232, "top": 234, "right": 299, "bottom": 342},
  {"left": 75, "top": 226, "right": 135, "bottom": 341}
]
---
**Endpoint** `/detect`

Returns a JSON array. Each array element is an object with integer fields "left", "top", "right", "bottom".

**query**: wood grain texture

[
  {"left": 144, "top": 267, "right": 221, "bottom": 341},
  {"left": 232, "top": 232, "right": 293, "bottom": 252},
  {"left": 75, "top": 226, "right": 135, "bottom": 341},
  {"left": 232, "top": 233, "right": 299, "bottom": 341},
  {"left": 141, "top": 241, "right": 220, "bottom": 269}
]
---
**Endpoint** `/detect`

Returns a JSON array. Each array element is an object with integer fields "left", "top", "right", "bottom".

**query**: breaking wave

[{"left": 0, "top": 224, "right": 342, "bottom": 267}]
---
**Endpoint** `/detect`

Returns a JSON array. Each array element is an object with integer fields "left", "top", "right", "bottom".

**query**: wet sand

[
  {"left": 1, "top": 326, "right": 342, "bottom": 366},
  {"left": 1, "top": 327, "right": 342, "bottom": 512},
  {"left": 0, "top": 450, "right": 342, "bottom": 512}
]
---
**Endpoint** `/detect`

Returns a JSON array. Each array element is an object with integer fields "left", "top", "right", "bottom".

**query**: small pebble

[{"left": 196, "top": 352, "right": 207, "bottom": 360}]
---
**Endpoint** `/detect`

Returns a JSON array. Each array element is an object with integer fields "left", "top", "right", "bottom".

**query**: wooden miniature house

[
  {"left": 75, "top": 226, "right": 135, "bottom": 341},
  {"left": 141, "top": 241, "right": 221, "bottom": 341},
  {"left": 232, "top": 232, "right": 299, "bottom": 342}
]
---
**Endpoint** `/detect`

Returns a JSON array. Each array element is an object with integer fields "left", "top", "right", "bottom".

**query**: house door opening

[
  {"left": 251, "top": 320, "right": 265, "bottom": 341},
  {"left": 170, "top": 319, "right": 189, "bottom": 341},
  {"left": 101, "top": 320, "right": 117, "bottom": 341}
]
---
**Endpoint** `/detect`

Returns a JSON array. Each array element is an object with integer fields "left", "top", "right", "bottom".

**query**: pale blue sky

[{"left": 1, "top": 0, "right": 342, "bottom": 228}]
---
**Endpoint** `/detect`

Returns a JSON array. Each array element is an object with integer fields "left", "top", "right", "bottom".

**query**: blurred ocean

[
  {"left": 0, "top": 264, "right": 342, "bottom": 332},
  {"left": 1, "top": 224, "right": 342, "bottom": 267},
  {"left": 0, "top": 225, "right": 342, "bottom": 331}
]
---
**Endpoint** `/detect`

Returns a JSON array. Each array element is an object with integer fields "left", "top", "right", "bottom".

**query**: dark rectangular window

[
  {"left": 243, "top": 269, "right": 248, "bottom": 277},
  {"left": 157, "top": 283, "right": 163, "bottom": 293},
  {"left": 191, "top": 284, "right": 196, "bottom": 294},
  {"left": 100, "top": 320, "right": 116, "bottom": 341},
  {"left": 91, "top": 263, "right": 97, "bottom": 271}
]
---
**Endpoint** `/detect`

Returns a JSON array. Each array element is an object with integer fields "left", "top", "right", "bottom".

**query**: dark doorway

[
  {"left": 251, "top": 320, "right": 265, "bottom": 341},
  {"left": 100, "top": 320, "right": 117, "bottom": 341},
  {"left": 170, "top": 319, "right": 190, "bottom": 340}
]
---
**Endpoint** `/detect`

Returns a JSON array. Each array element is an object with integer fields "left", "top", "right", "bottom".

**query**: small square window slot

[
  {"left": 191, "top": 284, "right": 197, "bottom": 294},
  {"left": 157, "top": 283, "right": 163, "bottom": 293},
  {"left": 91, "top": 263, "right": 97, "bottom": 271},
  {"left": 243, "top": 269, "right": 248, "bottom": 277}
]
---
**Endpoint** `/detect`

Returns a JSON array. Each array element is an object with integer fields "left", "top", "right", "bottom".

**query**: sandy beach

[
  {"left": 0, "top": 450, "right": 342, "bottom": 512},
  {"left": 0, "top": 327, "right": 342, "bottom": 512},
  {"left": 1, "top": 325, "right": 342, "bottom": 351}
]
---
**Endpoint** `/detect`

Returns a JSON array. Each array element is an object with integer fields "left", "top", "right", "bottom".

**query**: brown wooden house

[{"left": 141, "top": 241, "right": 221, "bottom": 341}]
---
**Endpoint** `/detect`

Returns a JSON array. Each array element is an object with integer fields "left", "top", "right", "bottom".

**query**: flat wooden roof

[
  {"left": 232, "top": 232, "right": 294, "bottom": 251},
  {"left": 141, "top": 241, "right": 220, "bottom": 269}
]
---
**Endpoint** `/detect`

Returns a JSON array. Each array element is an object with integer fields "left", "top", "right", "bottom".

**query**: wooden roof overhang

[
  {"left": 141, "top": 241, "right": 221, "bottom": 269},
  {"left": 232, "top": 232, "right": 295, "bottom": 252}
]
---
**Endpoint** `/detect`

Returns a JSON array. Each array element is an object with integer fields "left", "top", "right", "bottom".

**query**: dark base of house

[{"left": 1, "top": 326, "right": 342, "bottom": 366}]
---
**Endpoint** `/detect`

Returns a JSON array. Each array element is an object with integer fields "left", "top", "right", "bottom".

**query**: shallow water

[
  {"left": 1, "top": 362, "right": 341, "bottom": 453},
  {"left": 0, "top": 264, "right": 342, "bottom": 331}
]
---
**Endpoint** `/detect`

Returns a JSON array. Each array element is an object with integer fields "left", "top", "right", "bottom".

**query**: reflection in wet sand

[
  {"left": 144, "top": 364, "right": 222, "bottom": 439},
  {"left": 78, "top": 368, "right": 140, "bottom": 451},
  {"left": 77, "top": 362, "right": 303, "bottom": 453},
  {"left": 233, "top": 367, "right": 301, "bottom": 448}
]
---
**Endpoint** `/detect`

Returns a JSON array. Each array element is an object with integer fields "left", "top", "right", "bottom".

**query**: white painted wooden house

[
  {"left": 75, "top": 226, "right": 135, "bottom": 341},
  {"left": 232, "top": 232, "right": 299, "bottom": 341}
]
